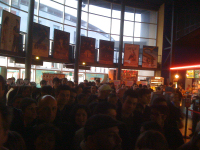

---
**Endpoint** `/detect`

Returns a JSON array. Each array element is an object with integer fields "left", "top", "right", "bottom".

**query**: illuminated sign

[{"left": 186, "top": 70, "right": 194, "bottom": 78}]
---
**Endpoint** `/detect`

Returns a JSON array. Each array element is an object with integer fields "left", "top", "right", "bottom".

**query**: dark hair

[
  {"left": 69, "top": 104, "right": 90, "bottom": 127},
  {"left": 71, "top": 88, "right": 77, "bottom": 94},
  {"left": 151, "top": 105, "right": 169, "bottom": 117},
  {"left": 41, "top": 85, "right": 52, "bottom": 95},
  {"left": 141, "top": 121, "right": 162, "bottom": 133},
  {"left": 75, "top": 85, "right": 83, "bottom": 92},
  {"left": 87, "top": 94, "right": 98, "bottom": 104},
  {"left": 4, "top": 131, "right": 26, "bottom": 150},
  {"left": 136, "top": 130, "right": 168, "bottom": 150},
  {"left": 152, "top": 97, "right": 167, "bottom": 105},
  {"left": 8, "top": 94, "right": 23, "bottom": 107},
  {"left": 53, "top": 77, "right": 60, "bottom": 84},
  {"left": 67, "top": 81, "right": 74, "bottom": 86},
  {"left": 56, "top": 84, "right": 71, "bottom": 96},
  {"left": 0, "top": 75, "right": 6, "bottom": 90},
  {"left": 40, "top": 80, "right": 47, "bottom": 85},
  {"left": 96, "top": 79, "right": 100, "bottom": 83},
  {"left": 77, "top": 93, "right": 86, "bottom": 101},
  {"left": 0, "top": 102, "right": 12, "bottom": 131},
  {"left": 93, "top": 102, "right": 116, "bottom": 115},
  {"left": 20, "top": 98, "right": 37, "bottom": 112},
  {"left": 108, "top": 93, "right": 117, "bottom": 99},
  {"left": 138, "top": 89, "right": 151, "bottom": 98},
  {"left": 122, "top": 89, "right": 138, "bottom": 103},
  {"left": 62, "top": 78, "right": 67, "bottom": 81},
  {"left": 34, "top": 123, "right": 62, "bottom": 150}
]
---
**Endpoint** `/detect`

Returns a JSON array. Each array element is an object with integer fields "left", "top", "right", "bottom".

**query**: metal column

[
  {"left": 25, "top": 0, "right": 35, "bottom": 80},
  {"left": 74, "top": 0, "right": 82, "bottom": 82},
  {"left": 117, "top": 0, "right": 125, "bottom": 80}
]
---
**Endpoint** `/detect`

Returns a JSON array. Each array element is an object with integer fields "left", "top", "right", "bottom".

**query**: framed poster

[
  {"left": 80, "top": 36, "right": 95, "bottom": 63},
  {"left": 32, "top": 23, "right": 50, "bottom": 57},
  {"left": 99, "top": 40, "right": 114, "bottom": 65},
  {"left": 53, "top": 29, "right": 70, "bottom": 60},
  {"left": 124, "top": 44, "right": 139, "bottom": 67},
  {"left": 0, "top": 10, "right": 21, "bottom": 52},
  {"left": 142, "top": 46, "right": 158, "bottom": 68}
]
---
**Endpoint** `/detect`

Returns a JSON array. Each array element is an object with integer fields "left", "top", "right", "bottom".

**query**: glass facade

[{"left": 0, "top": 0, "right": 158, "bottom": 85}]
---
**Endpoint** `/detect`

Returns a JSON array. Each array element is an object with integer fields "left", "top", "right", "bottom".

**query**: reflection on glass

[
  {"left": 124, "top": 21, "right": 134, "bottom": 36},
  {"left": 112, "top": 4, "right": 121, "bottom": 19},
  {"left": 39, "top": 0, "right": 63, "bottom": 23},
  {"left": 89, "top": 0, "right": 111, "bottom": 17},
  {"left": 82, "top": 1, "right": 88, "bottom": 12},
  {"left": 136, "top": 9, "right": 157, "bottom": 24},
  {"left": 64, "top": 25, "right": 76, "bottom": 44},
  {"left": 34, "top": 0, "right": 39, "bottom": 15},
  {"left": 111, "top": 35, "right": 119, "bottom": 49},
  {"left": 111, "top": 19, "right": 120, "bottom": 35},
  {"left": 88, "top": 31, "right": 107, "bottom": 48},
  {"left": 65, "top": 6, "right": 77, "bottom": 26},
  {"left": 134, "top": 38, "right": 156, "bottom": 46},
  {"left": 125, "top": 6, "right": 135, "bottom": 21},
  {"left": 135, "top": 13, "right": 141, "bottom": 22},
  {"left": 81, "top": 29, "right": 87, "bottom": 36},
  {"left": 135, "top": 23, "right": 157, "bottom": 39},
  {"left": 89, "top": 14, "right": 110, "bottom": 33},
  {"left": 81, "top": 11, "right": 88, "bottom": 29},
  {"left": 123, "top": 37, "right": 133, "bottom": 46},
  {"left": 65, "top": 0, "right": 77, "bottom": 8}
]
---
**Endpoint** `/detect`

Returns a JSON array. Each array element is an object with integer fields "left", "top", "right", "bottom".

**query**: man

[
  {"left": 117, "top": 89, "right": 142, "bottom": 148},
  {"left": 61, "top": 78, "right": 68, "bottom": 85},
  {"left": 77, "top": 93, "right": 87, "bottom": 105},
  {"left": 40, "top": 80, "right": 47, "bottom": 88},
  {"left": 81, "top": 114, "right": 122, "bottom": 150},
  {"left": 52, "top": 77, "right": 60, "bottom": 96},
  {"left": 98, "top": 84, "right": 112, "bottom": 102},
  {"left": 0, "top": 102, "right": 12, "bottom": 150},
  {"left": 108, "top": 94, "right": 118, "bottom": 107},
  {"left": 69, "top": 88, "right": 77, "bottom": 106},
  {"left": 132, "top": 83, "right": 138, "bottom": 90},
  {"left": 0, "top": 75, "right": 6, "bottom": 105},
  {"left": 150, "top": 105, "right": 184, "bottom": 150},
  {"left": 95, "top": 79, "right": 100, "bottom": 88},
  {"left": 91, "top": 85, "right": 97, "bottom": 95}
]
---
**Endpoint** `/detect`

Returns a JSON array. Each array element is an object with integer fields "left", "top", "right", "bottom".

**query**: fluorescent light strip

[{"left": 170, "top": 65, "right": 200, "bottom": 70}]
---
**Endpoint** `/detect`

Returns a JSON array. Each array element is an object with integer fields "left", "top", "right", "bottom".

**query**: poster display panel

[
  {"left": 99, "top": 40, "right": 114, "bottom": 65},
  {"left": 53, "top": 29, "right": 70, "bottom": 60},
  {"left": 43, "top": 73, "right": 65, "bottom": 87},
  {"left": 123, "top": 44, "right": 139, "bottom": 67},
  {"left": 0, "top": 10, "right": 21, "bottom": 52},
  {"left": 32, "top": 23, "right": 50, "bottom": 57},
  {"left": 142, "top": 46, "right": 158, "bottom": 68},
  {"left": 80, "top": 36, "right": 95, "bottom": 63}
]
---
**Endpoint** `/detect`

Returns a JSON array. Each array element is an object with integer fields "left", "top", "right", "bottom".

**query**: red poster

[
  {"left": 124, "top": 44, "right": 139, "bottom": 67},
  {"left": 43, "top": 73, "right": 65, "bottom": 87},
  {"left": 53, "top": 29, "right": 70, "bottom": 60},
  {"left": 99, "top": 40, "right": 114, "bottom": 65},
  {"left": 142, "top": 46, "right": 158, "bottom": 68},
  {"left": 80, "top": 36, "right": 95, "bottom": 63}
]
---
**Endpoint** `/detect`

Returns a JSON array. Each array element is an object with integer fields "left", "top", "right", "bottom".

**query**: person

[
  {"left": 135, "top": 130, "right": 169, "bottom": 150},
  {"left": 98, "top": 84, "right": 112, "bottom": 102},
  {"left": 90, "top": 85, "right": 97, "bottom": 95},
  {"left": 150, "top": 86, "right": 165, "bottom": 105},
  {"left": 95, "top": 79, "right": 100, "bottom": 88},
  {"left": 61, "top": 78, "right": 68, "bottom": 85},
  {"left": 69, "top": 104, "right": 90, "bottom": 131},
  {"left": 40, "top": 80, "right": 47, "bottom": 88},
  {"left": 77, "top": 93, "right": 87, "bottom": 105},
  {"left": 81, "top": 114, "right": 122, "bottom": 150},
  {"left": 0, "top": 102, "right": 12, "bottom": 150},
  {"left": 3, "top": 131, "right": 26, "bottom": 150},
  {"left": 52, "top": 77, "right": 60, "bottom": 96},
  {"left": 87, "top": 94, "right": 98, "bottom": 105},
  {"left": 150, "top": 104, "right": 184, "bottom": 149},
  {"left": 69, "top": 88, "right": 77, "bottom": 106},
  {"left": 107, "top": 94, "right": 118, "bottom": 107},
  {"left": 75, "top": 85, "right": 83, "bottom": 96},
  {"left": 33, "top": 124, "right": 62, "bottom": 150},
  {"left": 21, "top": 86, "right": 32, "bottom": 98},
  {"left": 0, "top": 75, "right": 6, "bottom": 105},
  {"left": 8, "top": 94, "right": 23, "bottom": 109},
  {"left": 132, "top": 83, "right": 138, "bottom": 90},
  {"left": 140, "top": 121, "right": 162, "bottom": 133}
]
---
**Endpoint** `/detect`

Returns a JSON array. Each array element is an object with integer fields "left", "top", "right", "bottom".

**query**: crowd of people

[{"left": 0, "top": 75, "right": 197, "bottom": 150}]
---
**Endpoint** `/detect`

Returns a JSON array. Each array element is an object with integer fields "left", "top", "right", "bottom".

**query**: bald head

[{"left": 38, "top": 95, "right": 57, "bottom": 123}]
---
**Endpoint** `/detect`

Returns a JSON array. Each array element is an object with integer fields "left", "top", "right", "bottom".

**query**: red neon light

[{"left": 170, "top": 65, "right": 200, "bottom": 70}]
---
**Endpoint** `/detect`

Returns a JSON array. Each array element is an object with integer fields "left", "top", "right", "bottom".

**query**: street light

[
  {"left": 175, "top": 74, "right": 179, "bottom": 79},
  {"left": 82, "top": 62, "right": 86, "bottom": 80}
]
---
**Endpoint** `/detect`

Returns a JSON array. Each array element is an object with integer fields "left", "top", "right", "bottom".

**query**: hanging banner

[
  {"left": 43, "top": 73, "right": 65, "bottom": 87},
  {"left": 80, "top": 36, "right": 95, "bottom": 63},
  {"left": 99, "top": 40, "right": 114, "bottom": 65},
  {"left": 123, "top": 44, "right": 139, "bottom": 67},
  {"left": 53, "top": 29, "right": 70, "bottom": 60},
  {"left": 0, "top": 10, "right": 21, "bottom": 52},
  {"left": 121, "top": 70, "right": 138, "bottom": 84},
  {"left": 142, "top": 46, "right": 158, "bottom": 68},
  {"left": 32, "top": 23, "right": 50, "bottom": 57}
]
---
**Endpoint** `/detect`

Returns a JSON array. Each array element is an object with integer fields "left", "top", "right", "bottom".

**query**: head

[
  {"left": 22, "top": 86, "right": 31, "bottom": 98},
  {"left": 20, "top": 98, "right": 37, "bottom": 121},
  {"left": 95, "top": 79, "right": 100, "bottom": 86},
  {"left": 121, "top": 84, "right": 125, "bottom": 89},
  {"left": 75, "top": 85, "right": 83, "bottom": 95},
  {"left": 0, "top": 75, "right": 6, "bottom": 99},
  {"left": 94, "top": 102, "right": 117, "bottom": 119},
  {"left": 38, "top": 95, "right": 57, "bottom": 123},
  {"left": 150, "top": 105, "right": 169, "bottom": 128},
  {"left": 12, "top": 95, "right": 24, "bottom": 109},
  {"left": 55, "top": 85, "right": 70, "bottom": 106},
  {"left": 70, "top": 104, "right": 90, "bottom": 128},
  {"left": 53, "top": 77, "right": 60, "bottom": 89},
  {"left": 138, "top": 89, "right": 151, "bottom": 105},
  {"left": 156, "top": 86, "right": 161, "bottom": 92},
  {"left": 40, "top": 80, "right": 47, "bottom": 88},
  {"left": 61, "top": 78, "right": 67, "bottom": 85},
  {"left": 135, "top": 130, "right": 168, "bottom": 150},
  {"left": 108, "top": 94, "right": 118, "bottom": 106},
  {"left": 122, "top": 89, "right": 138, "bottom": 115},
  {"left": 99, "top": 84, "right": 112, "bottom": 99},
  {"left": 87, "top": 94, "right": 98, "bottom": 104},
  {"left": 69, "top": 88, "right": 77, "bottom": 105},
  {"left": 3, "top": 131, "right": 26, "bottom": 150},
  {"left": 84, "top": 114, "right": 122, "bottom": 150},
  {"left": 84, "top": 80, "right": 88, "bottom": 84},
  {"left": 34, "top": 124, "right": 62, "bottom": 150},
  {"left": 91, "top": 85, "right": 97, "bottom": 94},
  {"left": 152, "top": 97, "right": 168, "bottom": 106},
  {"left": 67, "top": 81, "right": 74, "bottom": 88},
  {"left": 132, "top": 84, "right": 138, "bottom": 90},
  {"left": 77, "top": 93, "right": 87, "bottom": 105},
  {"left": 41, "top": 85, "right": 53, "bottom": 96},
  {"left": 116, "top": 88, "right": 126, "bottom": 102},
  {"left": 0, "top": 102, "right": 12, "bottom": 148}
]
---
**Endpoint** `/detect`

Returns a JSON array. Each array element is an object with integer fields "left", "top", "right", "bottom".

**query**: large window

[{"left": 0, "top": 0, "right": 158, "bottom": 64}]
